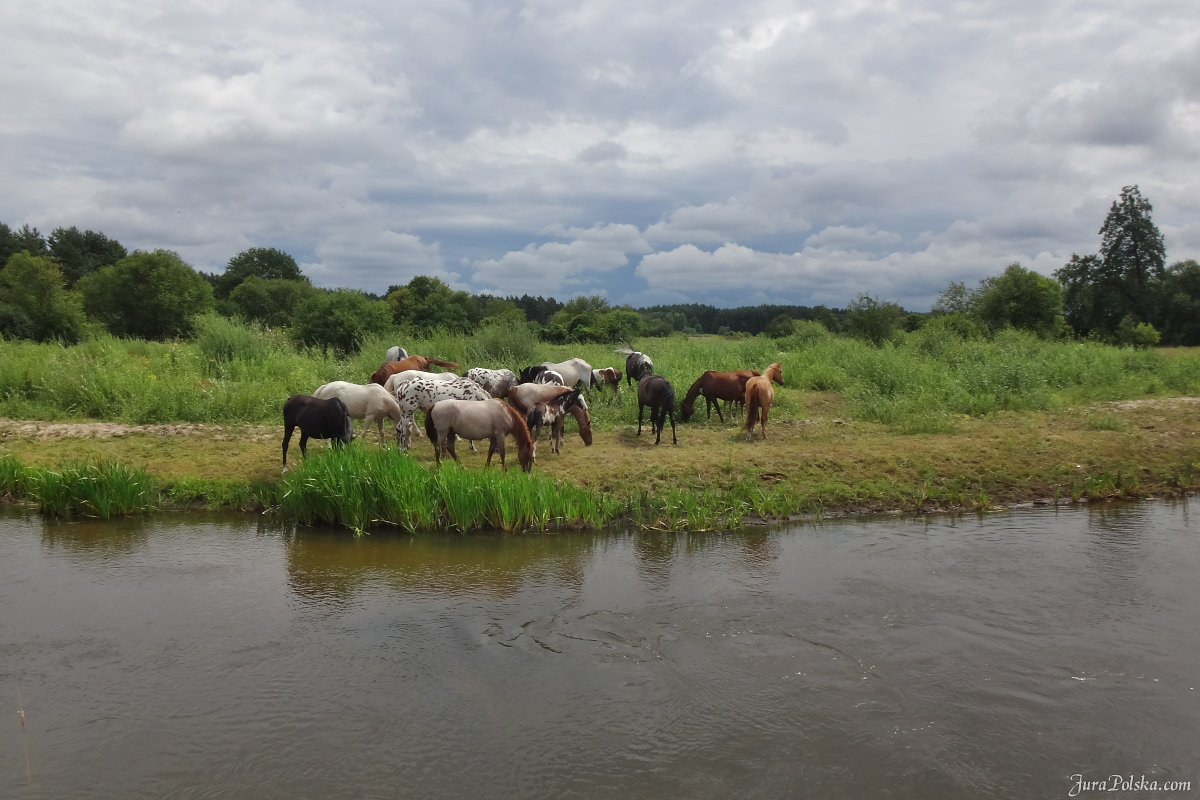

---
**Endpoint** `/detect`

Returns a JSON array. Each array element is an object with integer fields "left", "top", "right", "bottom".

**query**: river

[{"left": 1, "top": 502, "right": 1197, "bottom": 798}]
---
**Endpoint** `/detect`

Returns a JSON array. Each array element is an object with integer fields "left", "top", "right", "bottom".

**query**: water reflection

[{"left": 39, "top": 515, "right": 153, "bottom": 558}]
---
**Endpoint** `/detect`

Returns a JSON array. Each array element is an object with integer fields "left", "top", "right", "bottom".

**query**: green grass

[
  {"left": 0, "top": 455, "right": 158, "bottom": 518},
  {"left": 2, "top": 319, "right": 1199, "bottom": 437}
]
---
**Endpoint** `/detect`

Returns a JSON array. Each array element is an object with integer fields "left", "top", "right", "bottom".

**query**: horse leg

[
  {"left": 282, "top": 423, "right": 295, "bottom": 467},
  {"left": 468, "top": 438, "right": 478, "bottom": 453},
  {"left": 299, "top": 432, "right": 310, "bottom": 458},
  {"left": 637, "top": 403, "right": 644, "bottom": 436},
  {"left": 497, "top": 437, "right": 507, "bottom": 471},
  {"left": 446, "top": 427, "right": 460, "bottom": 463},
  {"left": 401, "top": 412, "right": 414, "bottom": 451},
  {"left": 485, "top": 437, "right": 498, "bottom": 468},
  {"left": 761, "top": 406, "right": 768, "bottom": 440},
  {"left": 669, "top": 407, "right": 677, "bottom": 444},
  {"left": 713, "top": 397, "right": 724, "bottom": 424}
]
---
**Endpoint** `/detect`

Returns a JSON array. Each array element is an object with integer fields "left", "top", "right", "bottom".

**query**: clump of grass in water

[
  {"left": 2, "top": 457, "right": 159, "bottom": 518},
  {"left": 279, "top": 445, "right": 620, "bottom": 532}
]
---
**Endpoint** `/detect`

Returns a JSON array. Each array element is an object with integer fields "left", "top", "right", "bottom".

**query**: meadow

[{"left": 2, "top": 316, "right": 1199, "bottom": 530}]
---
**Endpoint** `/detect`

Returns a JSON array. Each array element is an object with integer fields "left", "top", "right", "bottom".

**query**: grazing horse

[
  {"left": 616, "top": 348, "right": 653, "bottom": 387},
  {"left": 507, "top": 384, "right": 593, "bottom": 447},
  {"left": 590, "top": 367, "right": 623, "bottom": 398},
  {"left": 282, "top": 395, "right": 353, "bottom": 468},
  {"left": 680, "top": 370, "right": 760, "bottom": 423},
  {"left": 369, "top": 356, "right": 460, "bottom": 386},
  {"left": 384, "top": 346, "right": 408, "bottom": 363},
  {"left": 313, "top": 381, "right": 404, "bottom": 446},
  {"left": 382, "top": 370, "right": 458, "bottom": 395},
  {"left": 518, "top": 365, "right": 549, "bottom": 384},
  {"left": 637, "top": 375, "right": 677, "bottom": 445},
  {"left": 524, "top": 389, "right": 586, "bottom": 454},
  {"left": 534, "top": 369, "right": 565, "bottom": 386},
  {"left": 424, "top": 399, "right": 534, "bottom": 472},
  {"left": 540, "top": 358, "right": 594, "bottom": 389},
  {"left": 394, "top": 377, "right": 491, "bottom": 450},
  {"left": 744, "top": 362, "right": 784, "bottom": 442},
  {"left": 464, "top": 367, "right": 518, "bottom": 398}
]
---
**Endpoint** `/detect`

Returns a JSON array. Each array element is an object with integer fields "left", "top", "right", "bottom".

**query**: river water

[{"left": 1, "top": 502, "right": 1197, "bottom": 798}]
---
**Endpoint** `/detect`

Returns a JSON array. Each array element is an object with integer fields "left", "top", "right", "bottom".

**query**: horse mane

[
  {"left": 764, "top": 362, "right": 783, "bottom": 385},
  {"left": 502, "top": 402, "right": 534, "bottom": 451}
]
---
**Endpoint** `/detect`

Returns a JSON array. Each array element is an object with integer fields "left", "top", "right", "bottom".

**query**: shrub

[
  {"left": 0, "top": 251, "right": 87, "bottom": 343},
  {"left": 1116, "top": 315, "right": 1161, "bottom": 349},
  {"left": 846, "top": 293, "right": 905, "bottom": 346},
  {"left": 291, "top": 289, "right": 393, "bottom": 354},
  {"left": 77, "top": 249, "right": 215, "bottom": 340}
]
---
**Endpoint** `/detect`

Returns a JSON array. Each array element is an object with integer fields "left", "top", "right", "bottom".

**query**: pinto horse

[
  {"left": 370, "top": 355, "right": 460, "bottom": 386},
  {"left": 680, "top": 370, "right": 760, "bottom": 423},
  {"left": 540, "top": 358, "right": 594, "bottom": 389},
  {"left": 282, "top": 395, "right": 353, "bottom": 468},
  {"left": 424, "top": 399, "right": 534, "bottom": 472},
  {"left": 616, "top": 348, "right": 653, "bottom": 387},
  {"left": 637, "top": 375, "right": 677, "bottom": 445},
  {"left": 744, "top": 362, "right": 784, "bottom": 442},
  {"left": 591, "top": 367, "right": 622, "bottom": 398},
  {"left": 507, "top": 384, "right": 593, "bottom": 447},
  {"left": 524, "top": 389, "right": 586, "bottom": 454}
]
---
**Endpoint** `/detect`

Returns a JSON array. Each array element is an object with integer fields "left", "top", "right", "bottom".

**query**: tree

[
  {"left": 387, "top": 276, "right": 474, "bottom": 333},
  {"left": 974, "top": 263, "right": 1067, "bottom": 339},
  {"left": 764, "top": 314, "right": 796, "bottom": 338},
  {"left": 1152, "top": 260, "right": 1200, "bottom": 345},
  {"left": 213, "top": 247, "right": 307, "bottom": 299},
  {"left": 228, "top": 276, "right": 315, "bottom": 328},
  {"left": 1057, "top": 185, "right": 1165, "bottom": 337},
  {"left": 0, "top": 223, "right": 48, "bottom": 264},
  {"left": 845, "top": 293, "right": 906, "bottom": 346},
  {"left": 292, "top": 289, "right": 392, "bottom": 354},
  {"left": 0, "top": 251, "right": 87, "bottom": 343},
  {"left": 77, "top": 249, "right": 215, "bottom": 340},
  {"left": 47, "top": 226, "right": 127, "bottom": 287},
  {"left": 478, "top": 297, "right": 527, "bottom": 327},
  {"left": 933, "top": 281, "right": 978, "bottom": 315}
]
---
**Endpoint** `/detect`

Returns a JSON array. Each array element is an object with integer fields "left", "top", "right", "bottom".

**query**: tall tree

[
  {"left": 0, "top": 252, "right": 87, "bottom": 343},
  {"left": 47, "top": 226, "right": 128, "bottom": 287},
  {"left": 0, "top": 223, "right": 49, "bottom": 264},
  {"left": 974, "top": 263, "right": 1066, "bottom": 339},
  {"left": 214, "top": 247, "right": 307, "bottom": 299}
]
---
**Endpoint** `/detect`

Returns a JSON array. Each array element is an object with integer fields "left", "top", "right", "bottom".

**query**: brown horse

[
  {"left": 369, "top": 355, "right": 460, "bottom": 386},
  {"left": 424, "top": 399, "right": 534, "bottom": 472},
  {"left": 743, "top": 363, "right": 783, "bottom": 441},
  {"left": 524, "top": 389, "right": 587, "bottom": 454},
  {"left": 507, "top": 384, "right": 594, "bottom": 446},
  {"left": 637, "top": 375, "right": 677, "bottom": 444},
  {"left": 680, "top": 369, "right": 760, "bottom": 422}
]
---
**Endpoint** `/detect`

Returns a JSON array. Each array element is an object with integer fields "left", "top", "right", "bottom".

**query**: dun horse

[
  {"left": 743, "top": 362, "right": 784, "bottom": 442},
  {"left": 424, "top": 399, "right": 534, "bottom": 472},
  {"left": 637, "top": 375, "right": 677, "bottom": 445}
]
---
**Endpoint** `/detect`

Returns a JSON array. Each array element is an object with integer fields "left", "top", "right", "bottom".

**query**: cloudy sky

[{"left": 3, "top": 0, "right": 1199, "bottom": 309}]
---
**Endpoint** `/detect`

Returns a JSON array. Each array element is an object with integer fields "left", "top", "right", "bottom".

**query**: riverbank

[{"left": 2, "top": 393, "right": 1197, "bottom": 529}]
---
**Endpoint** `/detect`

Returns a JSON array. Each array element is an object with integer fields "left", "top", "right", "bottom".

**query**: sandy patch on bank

[
  {"left": 0, "top": 418, "right": 278, "bottom": 441},
  {"left": 1106, "top": 397, "right": 1200, "bottom": 411}
]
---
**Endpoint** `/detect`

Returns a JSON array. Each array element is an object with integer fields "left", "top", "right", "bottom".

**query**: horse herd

[{"left": 282, "top": 347, "right": 785, "bottom": 473}]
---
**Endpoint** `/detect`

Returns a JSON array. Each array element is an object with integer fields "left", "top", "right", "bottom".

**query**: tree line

[{"left": 3, "top": 184, "right": 1199, "bottom": 351}]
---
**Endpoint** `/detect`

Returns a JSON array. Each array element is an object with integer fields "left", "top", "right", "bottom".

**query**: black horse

[
  {"left": 518, "top": 365, "right": 550, "bottom": 384},
  {"left": 282, "top": 395, "right": 353, "bottom": 467},
  {"left": 637, "top": 375, "right": 677, "bottom": 445}
]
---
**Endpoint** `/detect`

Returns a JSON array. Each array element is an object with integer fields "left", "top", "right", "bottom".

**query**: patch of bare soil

[
  {"left": 1106, "top": 397, "right": 1200, "bottom": 411},
  {"left": 0, "top": 418, "right": 277, "bottom": 441}
]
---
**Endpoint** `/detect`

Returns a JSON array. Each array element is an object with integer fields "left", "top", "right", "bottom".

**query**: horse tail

[
  {"left": 613, "top": 346, "right": 634, "bottom": 355},
  {"left": 429, "top": 360, "right": 461, "bottom": 371},
  {"left": 744, "top": 382, "right": 762, "bottom": 434},
  {"left": 424, "top": 405, "right": 439, "bottom": 444}
]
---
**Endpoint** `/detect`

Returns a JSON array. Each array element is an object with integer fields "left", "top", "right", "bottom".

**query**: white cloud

[
  {"left": 646, "top": 197, "right": 809, "bottom": 243},
  {"left": 472, "top": 223, "right": 650, "bottom": 295},
  {"left": 306, "top": 230, "right": 454, "bottom": 293}
]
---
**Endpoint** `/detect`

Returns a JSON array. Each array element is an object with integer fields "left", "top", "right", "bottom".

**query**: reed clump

[{"left": 0, "top": 454, "right": 158, "bottom": 518}]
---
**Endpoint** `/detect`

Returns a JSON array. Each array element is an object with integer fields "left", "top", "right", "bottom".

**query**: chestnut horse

[
  {"left": 424, "top": 399, "right": 534, "bottom": 472},
  {"left": 507, "top": 384, "right": 593, "bottom": 447},
  {"left": 637, "top": 375, "right": 677, "bottom": 445},
  {"left": 744, "top": 362, "right": 784, "bottom": 442},
  {"left": 370, "top": 355, "right": 460, "bottom": 386},
  {"left": 680, "top": 370, "right": 760, "bottom": 423}
]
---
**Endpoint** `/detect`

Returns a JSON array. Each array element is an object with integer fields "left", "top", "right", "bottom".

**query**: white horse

[
  {"left": 394, "top": 377, "right": 492, "bottom": 451},
  {"left": 313, "top": 381, "right": 404, "bottom": 446},
  {"left": 383, "top": 369, "right": 458, "bottom": 395},
  {"left": 384, "top": 346, "right": 408, "bottom": 363},
  {"left": 464, "top": 367, "right": 518, "bottom": 398},
  {"left": 541, "top": 358, "right": 593, "bottom": 389}
]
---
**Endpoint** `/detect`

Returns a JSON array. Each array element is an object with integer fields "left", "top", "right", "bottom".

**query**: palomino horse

[
  {"left": 382, "top": 370, "right": 458, "bottom": 395},
  {"left": 540, "top": 358, "right": 594, "bottom": 389},
  {"left": 314, "top": 381, "right": 404, "bottom": 446},
  {"left": 282, "top": 395, "right": 353, "bottom": 468},
  {"left": 384, "top": 346, "right": 408, "bottom": 363},
  {"left": 394, "top": 377, "right": 491, "bottom": 450},
  {"left": 524, "top": 389, "right": 586, "bottom": 454},
  {"left": 680, "top": 370, "right": 760, "bottom": 423},
  {"left": 507, "top": 383, "right": 593, "bottom": 447},
  {"left": 369, "top": 355, "right": 460, "bottom": 386},
  {"left": 616, "top": 348, "right": 653, "bottom": 387},
  {"left": 424, "top": 399, "right": 534, "bottom": 472},
  {"left": 744, "top": 362, "right": 784, "bottom": 442},
  {"left": 637, "top": 375, "right": 677, "bottom": 444},
  {"left": 464, "top": 368, "right": 518, "bottom": 398}
]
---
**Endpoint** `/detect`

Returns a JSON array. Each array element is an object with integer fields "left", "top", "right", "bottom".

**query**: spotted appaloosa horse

[
  {"left": 369, "top": 356, "right": 460, "bottom": 386},
  {"left": 616, "top": 348, "right": 653, "bottom": 387},
  {"left": 680, "top": 370, "right": 760, "bottom": 423},
  {"left": 464, "top": 368, "right": 518, "bottom": 398},
  {"left": 637, "top": 375, "right": 677, "bottom": 445},
  {"left": 282, "top": 395, "right": 353, "bottom": 468},
  {"left": 383, "top": 370, "right": 458, "bottom": 396},
  {"left": 424, "top": 399, "right": 535, "bottom": 472},
  {"left": 744, "top": 362, "right": 784, "bottom": 442},
  {"left": 393, "top": 376, "right": 491, "bottom": 450}
]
